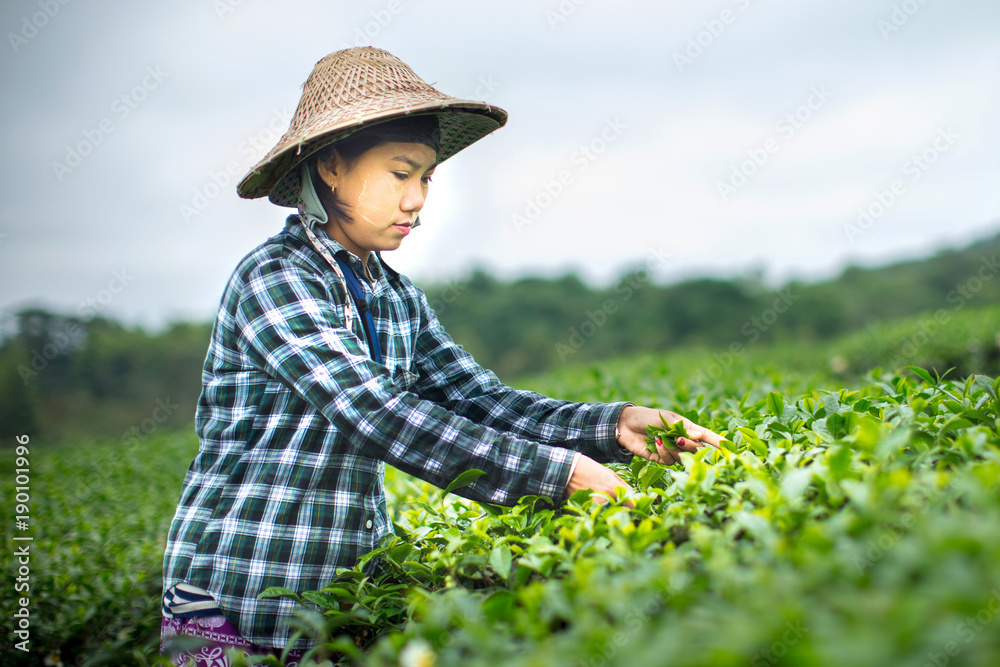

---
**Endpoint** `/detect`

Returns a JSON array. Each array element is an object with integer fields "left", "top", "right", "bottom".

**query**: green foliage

[
  {"left": 830, "top": 305, "right": 1000, "bottom": 378},
  {"left": 4, "top": 355, "right": 999, "bottom": 666},
  {"left": 0, "top": 341, "right": 39, "bottom": 437},
  {"left": 243, "top": 362, "right": 999, "bottom": 667},
  {"left": 644, "top": 414, "right": 689, "bottom": 454},
  {"left": 0, "top": 432, "right": 199, "bottom": 666},
  {"left": 1, "top": 278, "right": 998, "bottom": 665}
]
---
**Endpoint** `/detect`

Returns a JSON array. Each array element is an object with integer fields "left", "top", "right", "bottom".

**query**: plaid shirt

[{"left": 162, "top": 215, "right": 632, "bottom": 648}]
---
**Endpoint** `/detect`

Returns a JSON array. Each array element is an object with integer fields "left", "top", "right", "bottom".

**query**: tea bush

[
  {"left": 259, "top": 364, "right": 1000, "bottom": 667},
  {"left": 830, "top": 305, "right": 1000, "bottom": 378},
  {"left": 3, "top": 327, "right": 999, "bottom": 666},
  {"left": 0, "top": 433, "right": 199, "bottom": 666}
]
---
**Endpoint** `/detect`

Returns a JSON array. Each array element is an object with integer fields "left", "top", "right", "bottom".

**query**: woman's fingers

[
  {"left": 596, "top": 469, "right": 634, "bottom": 507},
  {"left": 589, "top": 471, "right": 634, "bottom": 508},
  {"left": 653, "top": 430, "right": 719, "bottom": 462},
  {"left": 652, "top": 439, "right": 683, "bottom": 465},
  {"left": 566, "top": 455, "right": 633, "bottom": 504},
  {"left": 621, "top": 407, "right": 724, "bottom": 463},
  {"left": 679, "top": 417, "right": 723, "bottom": 448}
]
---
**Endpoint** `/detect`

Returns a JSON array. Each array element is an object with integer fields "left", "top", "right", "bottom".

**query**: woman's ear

[{"left": 315, "top": 151, "right": 339, "bottom": 189}]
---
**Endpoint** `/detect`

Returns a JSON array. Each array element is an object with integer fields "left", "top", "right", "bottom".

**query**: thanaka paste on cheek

[
  {"left": 357, "top": 176, "right": 371, "bottom": 224},
  {"left": 355, "top": 174, "right": 381, "bottom": 227}
]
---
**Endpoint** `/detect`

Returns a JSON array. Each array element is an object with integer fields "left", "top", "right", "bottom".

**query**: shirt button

[{"left": 365, "top": 519, "right": 373, "bottom": 530}]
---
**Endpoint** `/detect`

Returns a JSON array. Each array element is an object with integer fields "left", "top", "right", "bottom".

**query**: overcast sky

[{"left": 1, "top": 0, "right": 998, "bottom": 329}]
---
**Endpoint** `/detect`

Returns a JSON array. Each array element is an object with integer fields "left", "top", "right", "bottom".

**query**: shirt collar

[
  {"left": 297, "top": 162, "right": 328, "bottom": 231},
  {"left": 295, "top": 163, "right": 387, "bottom": 286},
  {"left": 283, "top": 215, "right": 387, "bottom": 289}
]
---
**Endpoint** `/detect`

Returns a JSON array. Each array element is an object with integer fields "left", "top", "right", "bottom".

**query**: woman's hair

[{"left": 307, "top": 134, "right": 386, "bottom": 225}]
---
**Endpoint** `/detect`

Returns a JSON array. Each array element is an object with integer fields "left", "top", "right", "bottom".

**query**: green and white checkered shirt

[{"left": 162, "top": 215, "right": 632, "bottom": 648}]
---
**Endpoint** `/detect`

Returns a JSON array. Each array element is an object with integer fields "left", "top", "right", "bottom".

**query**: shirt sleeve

[
  {"left": 409, "top": 287, "right": 634, "bottom": 465},
  {"left": 233, "top": 256, "right": 576, "bottom": 506}
]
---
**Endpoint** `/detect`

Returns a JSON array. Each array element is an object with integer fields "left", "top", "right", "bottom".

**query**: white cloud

[{"left": 1, "top": 0, "right": 998, "bottom": 328}]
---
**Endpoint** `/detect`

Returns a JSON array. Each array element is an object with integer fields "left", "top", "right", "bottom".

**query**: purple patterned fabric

[{"left": 161, "top": 615, "right": 306, "bottom": 666}]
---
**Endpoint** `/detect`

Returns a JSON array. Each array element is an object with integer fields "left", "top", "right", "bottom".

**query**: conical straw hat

[{"left": 237, "top": 47, "right": 508, "bottom": 207}]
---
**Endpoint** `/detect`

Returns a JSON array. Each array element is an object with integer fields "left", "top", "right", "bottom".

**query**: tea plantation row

[
  {"left": 1, "top": 310, "right": 997, "bottom": 666},
  {"left": 263, "top": 362, "right": 1000, "bottom": 667}
]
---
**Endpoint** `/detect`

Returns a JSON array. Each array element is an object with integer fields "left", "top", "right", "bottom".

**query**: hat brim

[{"left": 238, "top": 101, "right": 507, "bottom": 207}]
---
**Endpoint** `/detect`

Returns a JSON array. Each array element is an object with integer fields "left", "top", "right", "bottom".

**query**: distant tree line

[
  {"left": 0, "top": 311, "right": 209, "bottom": 441},
  {"left": 1, "top": 232, "right": 997, "bottom": 441},
  {"left": 427, "top": 233, "right": 1000, "bottom": 378}
]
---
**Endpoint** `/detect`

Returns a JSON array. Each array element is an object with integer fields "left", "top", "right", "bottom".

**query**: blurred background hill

[{"left": 2, "top": 230, "right": 997, "bottom": 442}]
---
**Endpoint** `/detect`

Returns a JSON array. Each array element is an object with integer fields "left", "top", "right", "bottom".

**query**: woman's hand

[
  {"left": 616, "top": 405, "right": 722, "bottom": 466},
  {"left": 564, "top": 454, "right": 633, "bottom": 506}
]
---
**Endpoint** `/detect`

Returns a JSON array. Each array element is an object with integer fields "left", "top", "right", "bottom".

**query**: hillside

[
  {"left": 427, "top": 232, "right": 1000, "bottom": 378},
  {"left": 1, "top": 232, "right": 997, "bottom": 440}
]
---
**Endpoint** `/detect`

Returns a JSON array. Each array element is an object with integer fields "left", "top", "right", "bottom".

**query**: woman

[{"left": 161, "top": 46, "right": 721, "bottom": 663}]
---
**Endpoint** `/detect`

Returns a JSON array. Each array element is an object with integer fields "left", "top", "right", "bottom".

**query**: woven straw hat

[{"left": 237, "top": 47, "right": 508, "bottom": 207}]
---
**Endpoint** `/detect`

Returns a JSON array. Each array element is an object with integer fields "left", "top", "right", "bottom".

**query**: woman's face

[{"left": 316, "top": 141, "right": 436, "bottom": 260}]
